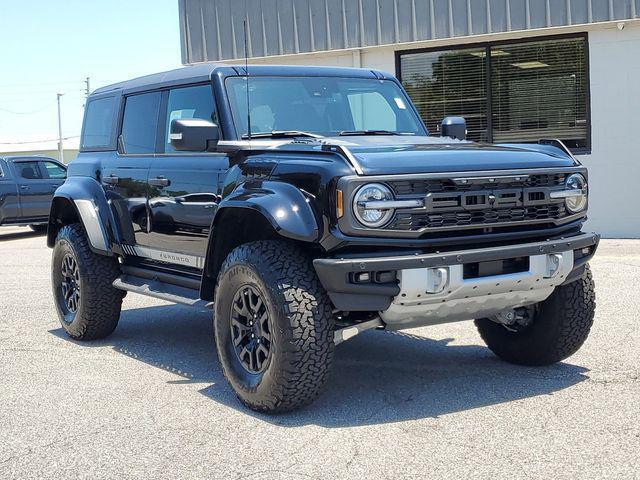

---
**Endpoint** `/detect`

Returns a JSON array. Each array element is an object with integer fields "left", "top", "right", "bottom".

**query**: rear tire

[
  {"left": 52, "top": 224, "right": 124, "bottom": 340},
  {"left": 214, "top": 240, "right": 335, "bottom": 413},
  {"left": 475, "top": 265, "right": 595, "bottom": 366}
]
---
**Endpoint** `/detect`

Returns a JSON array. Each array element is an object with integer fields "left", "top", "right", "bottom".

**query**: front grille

[
  {"left": 388, "top": 204, "right": 567, "bottom": 231},
  {"left": 379, "top": 172, "right": 575, "bottom": 233},
  {"left": 389, "top": 173, "right": 567, "bottom": 196}
]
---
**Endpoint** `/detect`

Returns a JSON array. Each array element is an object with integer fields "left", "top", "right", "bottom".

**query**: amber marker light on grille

[{"left": 336, "top": 190, "right": 344, "bottom": 218}]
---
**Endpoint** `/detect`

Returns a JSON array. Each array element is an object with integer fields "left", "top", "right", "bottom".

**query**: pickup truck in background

[{"left": 0, "top": 156, "right": 67, "bottom": 232}]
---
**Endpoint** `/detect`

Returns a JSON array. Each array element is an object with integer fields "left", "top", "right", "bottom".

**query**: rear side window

[
  {"left": 82, "top": 96, "right": 117, "bottom": 150},
  {"left": 121, "top": 92, "right": 161, "bottom": 154},
  {"left": 164, "top": 84, "right": 217, "bottom": 153},
  {"left": 17, "top": 162, "right": 43, "bottom": 180}
]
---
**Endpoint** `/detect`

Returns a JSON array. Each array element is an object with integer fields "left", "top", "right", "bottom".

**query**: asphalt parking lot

[{"left": 0, "top": 226, "right": 638, "bottom": 479}]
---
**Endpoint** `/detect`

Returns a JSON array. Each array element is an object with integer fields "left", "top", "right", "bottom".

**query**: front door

[
  {"left": 146, "top": 84, "right": 228, "bottom": 263},
  {"left": 102, "top": 91, "right": 161, "bottom": 248},
  {"left": 40, "top": 159, "right": 67, "bottom": 193}
]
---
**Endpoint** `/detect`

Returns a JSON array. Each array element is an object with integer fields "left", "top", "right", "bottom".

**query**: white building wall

[
  {"left": 577, "top": 24, "right": 640, "bottom": 237},
  {"left": 242, "top": 22, "right": 640, "bottom": 237}
]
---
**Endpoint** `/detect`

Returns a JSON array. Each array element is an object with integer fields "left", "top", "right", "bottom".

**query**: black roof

[{"left": 91, "top": 63, "right": 390, "bottom": 96}]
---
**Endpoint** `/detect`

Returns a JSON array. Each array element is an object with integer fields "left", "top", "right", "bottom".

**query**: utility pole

[
  {"left": 56, "top": 93, "right": 64, "bottom": 164},
  {"left": 84, "top": 77, "right": 91, "bottom": 99}
]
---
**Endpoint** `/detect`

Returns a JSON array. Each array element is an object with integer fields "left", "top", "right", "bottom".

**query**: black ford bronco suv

[{"left": 48, "top": 64, "right": 598, "bottom": 412}]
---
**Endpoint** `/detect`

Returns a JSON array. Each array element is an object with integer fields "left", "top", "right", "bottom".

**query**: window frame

[
  {"left": 40, "top": 160, "right": 67, "bottom": 179},
  {"left": 117, "top": 90, "right": 164, "bottom": 156},
  {"left": 13, "top": 160, "right": 46, "bottom": 181},
  {"left": 395, "top": 32, "right": 591, "bottom": 155},
  {"left": 80, "top": 94, "right": 120, "bottom": 152},
  {"left": 116, "top": 81, "right": 222, "bottom": 157},
  {"left": 223, "top": 75, "right": 427, "bottom": 139},
  {"left": 158, "top": 82, "right": 221, "bottom": 155}
]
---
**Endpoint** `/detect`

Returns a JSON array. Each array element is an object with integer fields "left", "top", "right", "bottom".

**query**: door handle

[
  {"left": 149, "top": 176, "right": 171, "bottom": 187},
  {"left": 103, "top": 175, "right": 120, "bottom": 185},
  {"left": 20, "top": 185, "right": 30, "bottom": 190}
]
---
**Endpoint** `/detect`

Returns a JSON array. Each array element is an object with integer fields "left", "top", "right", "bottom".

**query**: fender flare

[
  {"left": 200, "top": 181, "right": 320, "bottom": 298},
  {"left": 213, "top": 181, "right": 319, "bottom": 243},
  {"left": 47, "top": 177, "right": 120, "bottom": 255}
]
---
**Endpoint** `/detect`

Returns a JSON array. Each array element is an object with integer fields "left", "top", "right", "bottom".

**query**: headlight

[
  {"left": 564, "top": 173, "right": 588, "bottom": 213},
  {"left": 353, "top": 183, "right": 395, "bottom": 227}
]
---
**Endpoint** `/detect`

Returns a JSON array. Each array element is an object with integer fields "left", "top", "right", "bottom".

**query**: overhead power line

[
  {"left": 0, "top": 100, "right": 57, "bottom": 115},
  {"left": 0, "top": 135, "right": 79, "bottom": 145}
]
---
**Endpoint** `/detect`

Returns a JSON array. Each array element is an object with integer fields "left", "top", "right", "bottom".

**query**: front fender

[
  {"left": 48, "top": 177, "right": 120, "bottom": 254},
  {"left": 215, "top": 181, "right": 319, "bottom": 242}
]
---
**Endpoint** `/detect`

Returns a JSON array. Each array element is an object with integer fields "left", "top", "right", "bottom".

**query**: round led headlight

[
  {"left": 565, "top": 173, "right": 588, "bottom": 213},
  {"left": 353, "top": 183, "right": 394, "bottom": 227}
]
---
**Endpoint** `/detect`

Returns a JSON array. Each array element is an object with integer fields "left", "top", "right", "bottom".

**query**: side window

[
  {"left": 121, "top": 92, "right": 161, "bottom": 154},
  {"left": 82, "top": 96, "right": 117, "bottom": 150},
  {"left": 164, "top": 84, "right": 217, "bottom": 153},
  {"left": 347, "top": 92, "right": 397, "bottom": 131},
  {"left": 42, "top": 161, "right": 67, "bottom": 179},
  {"left": 16, "top": 162, "right": 44, "bottom": 180}
]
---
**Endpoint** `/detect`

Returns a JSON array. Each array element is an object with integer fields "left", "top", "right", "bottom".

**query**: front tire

[
  {"left": 52, "top": 224, "right": 124, "bottom": 340},
  {"left": 475, "top": 265, "right": 596, "bottom": 366},
  {"left": 214, "top": 240, "right": 335, "bottom": 413}
]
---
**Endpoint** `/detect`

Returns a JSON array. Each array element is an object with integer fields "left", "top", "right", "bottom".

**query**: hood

[{"left": 324, "top": 135, "right": 576, "bottom": 175}]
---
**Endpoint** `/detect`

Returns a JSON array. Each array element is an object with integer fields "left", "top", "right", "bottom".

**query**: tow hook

[{"left": 491, "top": 307, "right": 534, "bottom": 332}]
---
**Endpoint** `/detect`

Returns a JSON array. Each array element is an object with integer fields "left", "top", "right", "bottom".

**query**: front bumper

[{"left": 313, "top": 232, "right": 599, "bottom": 327}]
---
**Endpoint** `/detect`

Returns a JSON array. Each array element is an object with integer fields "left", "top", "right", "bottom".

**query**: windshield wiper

[
  {"left": 338, "top": 129, "right": 405, "bottom": 136},
  {"left": 241, "top": 130, "right": 322, "bottom": 139}
]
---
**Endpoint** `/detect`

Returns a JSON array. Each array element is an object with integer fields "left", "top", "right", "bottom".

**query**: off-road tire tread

[
  {"left": 475, "top": 264, "right": 595, "bottom": 366},
  {"left": 53, "top": 224, "right": 123, "bottom": 340},
  {"left": 215, "top": 240, "right": 335, "bottom": 413}
]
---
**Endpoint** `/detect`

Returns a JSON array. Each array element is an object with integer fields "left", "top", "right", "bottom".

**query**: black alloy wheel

[
  {"left": 214, "top": 240, "right": 335, "bottom": 412},
  {"left": 230, "top": 286, "right": 272, "bottom": 374},
  {"left": 60, "top": 253, "right": 81, "bottom": 315},
  {"left": 52, "top": 224, "right": 123, "bottom": 340}
]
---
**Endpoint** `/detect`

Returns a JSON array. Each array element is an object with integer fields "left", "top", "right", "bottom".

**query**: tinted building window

[
  {"left": 400, "top": 46, "right": 488, "bottom": 142},
  {"left": 399, "top": 35, "right": 589, "bottom": 152},
  {"left": 165, "top": 84, "right": 217, "bottom": 153},
  {"left": 81, "top": 96, "right": 117, "bottom": 149},
  {"left": 121, "top": 92, "right": 161, "bottom": 154}
]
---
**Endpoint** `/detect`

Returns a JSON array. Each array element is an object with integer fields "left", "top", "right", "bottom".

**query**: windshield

[{"left": 225, "top": 76, "right": 425, "bottom": 138}]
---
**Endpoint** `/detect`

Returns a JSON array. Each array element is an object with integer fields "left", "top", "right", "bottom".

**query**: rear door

[
  {"left": 146, "top": 84, "right": 228, "bottom": 262},
  {"left": 0, "top": 159, "right": 20, "bottom": 223},
  {"left": 11, "top": 160, "right": 53, "bottom": 219},
  {"left": 101, "top": 91, "right": 161, "bottom": 248}
]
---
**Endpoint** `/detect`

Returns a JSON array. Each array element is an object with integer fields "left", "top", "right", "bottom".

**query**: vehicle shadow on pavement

[
  {"left": 50, "top": 303, "right": 589, "bottom": 427},
  {"left": 0, "top": 229, "right": 45, "bottom": 242}
]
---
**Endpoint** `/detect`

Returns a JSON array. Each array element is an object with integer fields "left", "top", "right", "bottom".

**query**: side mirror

[
  {"left": 441, "top": 116, "right": 467, "bottom": 141},
  {"left": 170, "top": 118, "right": 220, "bottom": 152}
]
